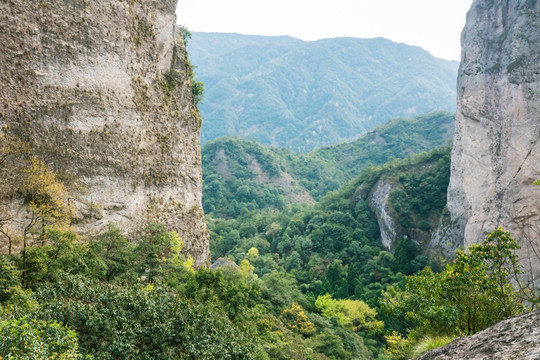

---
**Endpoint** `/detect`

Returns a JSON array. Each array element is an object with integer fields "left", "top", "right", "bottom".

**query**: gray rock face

[
  {"left": 416, "top": 309, "right": 540, "bottom": 360},
  {"left": 369, "top": 180, "right": 398, "bottom": 250},
  {"left": 0, "top": 0, "right": 209, "bottom": 266},
  {"left": 445, "top": 0, "right": 540, "bottom": 273}
]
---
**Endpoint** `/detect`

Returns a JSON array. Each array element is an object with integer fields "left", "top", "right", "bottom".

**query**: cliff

[
  {"left": 0, "top": 0, "right": 209, "bottom": 267},
  {"left": 416, "top": 309, "right": 540, "bottom": 360},
  {"left": 443, "top": 0, "right": 540, "bottom": 275}
]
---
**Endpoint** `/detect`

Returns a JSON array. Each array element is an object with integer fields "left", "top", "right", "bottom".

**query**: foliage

[
  {"left": 19, "top": 229, "right": 96, "bottom": 288},
  {"left": 34, "top": 276, "right": 254, "bottom": 360},
  {"left": 388, "top": 150, "right": 450, "bottom": 231},
  {"left": 0, "top": 317, "right": 86, "bottom": 360},
  {"left": 381, "top": 227, "right": 527, "bottom": 339},
  {"left": 89, "top": 225, "right": 134, "bottom": 281},
  {"left": 21, "top": 156, "right": 72, "bottom": 226},
  {"left": 315, "top": 294, "right": 350, "bottom": 325},
  {"left": 280, "top": 303, "right": 317, "bottom": 336},
  {"left": 0, "top": 255, "right": 20, "bottom": 303},
  {"left": 192, "top": 78, "right": 205, "bottom": 104},
  {"left": 383, "top": 331, "right": 412, "bottom": 360},
  {"left": 202, "top": 112, "right": 454, "bottom": 218},
  {"left": 411, "top": 335, "right": 456, "bottom": 358},
  {"left": 341, "top": 299, "right": 384, "bottom": 332},
  {"left": 179, "top": 25, "right": 192, "bottom": 45}
]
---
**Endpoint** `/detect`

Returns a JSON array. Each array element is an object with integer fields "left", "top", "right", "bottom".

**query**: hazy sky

[{"left": 176, "top": 0, "right": 474, "bottom": 61}]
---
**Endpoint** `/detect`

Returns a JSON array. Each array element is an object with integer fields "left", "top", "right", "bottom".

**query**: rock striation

[
  {"left": 0, "top": 0, "right": 209, "bottom": 266},
  {"left": 416, "top": 309, "right": 540, "bottom": 360},
  {"left": 445, "top": 0, "right": 540, "bottom": 275}
]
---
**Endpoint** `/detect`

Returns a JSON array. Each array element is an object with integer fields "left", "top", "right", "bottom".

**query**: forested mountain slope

[
  {"left": 189, "top": 32, "right": 458, "bottom": 151},
  {"left": 202, "top": 111, "right": 454, "bottom": 217},
  {"left": 206, "top": 145, "right": 452, "bottom": 356}
]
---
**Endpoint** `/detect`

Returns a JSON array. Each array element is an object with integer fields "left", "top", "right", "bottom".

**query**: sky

[{"left": 176, "top": 0, "right": 474, "bottom": 61}]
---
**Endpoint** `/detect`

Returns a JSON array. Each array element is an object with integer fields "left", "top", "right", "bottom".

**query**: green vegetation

[
  {"left": 0, "top": 225, "right": 256, "bottom": 359},
  {"left": 202, "top": 111, "right": 454, "bottom": 217},
  {"left": 0, "top": 317, "right": 86, "bottom": 359},
  {"left": 381, "top": 228, "right": 529, "bottom": 358},
  {"left": 204, "top": 145, "right": 455, "bottom": 357},
  {"left": 188, "top": 32, "right": 458, "bottom": 151},
  {"left": 202, "top": 134, "right": 538, "bottom": 358},
  {"left": 0, "top": 223, "right": 385, "bottom": 359},
  {"left": 1, "top": 131, "right": 537, "bottom": 359}
]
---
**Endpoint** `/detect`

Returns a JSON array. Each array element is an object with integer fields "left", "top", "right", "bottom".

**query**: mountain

[
  {"left": 207, "top": 143, "right": 451, "bottom": 304},
  {"left": 202, "top": 111, "right": 454, "bottom": 217},
  {"left": 188, "top": 32, "right": 459, "bottom": 151}
]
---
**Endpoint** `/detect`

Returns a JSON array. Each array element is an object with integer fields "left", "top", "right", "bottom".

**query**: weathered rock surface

[
  {"left": 445, "top": 0, "right": 540, "bottom": 274},
  {"left": 369, "top": 180, "right": 398, "bottom": 250},
  {"left": 416, "top": 309, "right": 540, "bottom": 360},
  {"left": 0, "top": 0, "right": 209, "bottom": 266}
]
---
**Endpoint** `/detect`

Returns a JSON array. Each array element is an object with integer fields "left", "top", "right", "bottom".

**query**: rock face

[
  {"left": 0, "top": 0, "right": 209, "bottom": 266},
  {"left": 446, "top": 0, "right": 540, "bottom": 273},
  {"left": 369, "top": 180, "right": 398, "bottom": 250},
  {"left": 416, "top": 309, "right": 540, "bottom": 360}
]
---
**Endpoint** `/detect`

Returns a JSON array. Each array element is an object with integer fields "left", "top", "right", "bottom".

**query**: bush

[{"left": 0, "top": 317, "right": 85, "bottom": 359}]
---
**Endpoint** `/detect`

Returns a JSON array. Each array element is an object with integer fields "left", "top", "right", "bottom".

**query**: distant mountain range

[{"left": 188, "top": 32, "right": 459, "bottom": 151}]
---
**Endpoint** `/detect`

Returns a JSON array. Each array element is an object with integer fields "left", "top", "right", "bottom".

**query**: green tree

[
  {"left": 0, "top": 317, "right": 86, "bottom": 359},
  {"left": 33, "top": 276, "right": 255, "bottom": 359},
  {"left": 382, "top": 228, "right": 526, "bottom": 338},
  {"left": 0, "top": 255, "right": 21, "bottom": 303},
  {"left": 89, "top": 224, "right": 134, "bottom": 281},
  {"left": 393, "top": 236, "right": 419, "bottom": 275},
  {"left": 280, "top": 303, "right": 316, "bottom": 336}
]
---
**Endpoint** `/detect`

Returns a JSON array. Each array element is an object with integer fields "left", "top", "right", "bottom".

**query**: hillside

[
  {"left": 202, "top": 111, "right": 454, "bottom": 217},
  {"left": 206, "top": 145, "right": 452, "bottom": 356},
  {"left": 189, "top": 32, "right": 459, "bottom": 151}
]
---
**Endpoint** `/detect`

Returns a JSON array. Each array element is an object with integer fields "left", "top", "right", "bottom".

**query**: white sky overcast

[{"left": 176, "top": 0, "right": 474, "bottom": 61}]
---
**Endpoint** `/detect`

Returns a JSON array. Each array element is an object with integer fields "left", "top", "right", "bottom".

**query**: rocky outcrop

[
  {"left": 416, "top": 309, "right": 540, "bottom": 360},
  {"left": 369, "top": 180, "right": 398, "bottom": 250},
  {"left": 445, "top": 0, "right": 540, "bottom": 274},
  {"left": 0, "top": 0, "right": 209, "bottom": 266}
]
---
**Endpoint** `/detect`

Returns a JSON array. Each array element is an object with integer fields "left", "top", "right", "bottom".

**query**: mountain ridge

[{"left": 189, "top": 32, "right": 459, "bottom": 151}]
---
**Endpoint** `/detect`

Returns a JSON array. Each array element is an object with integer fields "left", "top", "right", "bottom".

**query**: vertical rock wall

[
  {"left": 0, "top": 0, "right": 209, "bottom": 267},
  {"left": 447, "top": 0, "right": 540, "bottom": 272}
]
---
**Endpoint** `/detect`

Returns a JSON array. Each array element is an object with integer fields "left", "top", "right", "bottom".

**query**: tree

[
  {"left": 89, "top": 224, "right": 134, "bottom": 281},
  {"left": 0, "top": 255, "right": 21, "bottom": 303},
  {"left": 19, "top": 157, "right": 73, "bottom": 287},
  {"left": 384, "top": 331, "right": 412, "bottom": 360},
  {"left": 0, "top": 134, "right": 27, "bottom": 254},
  {"left": 341, "top": 299, "right": 384, "bottom": 333},
  {"left": 33, "top": 276, "right": 255, "bottom": 359},
  {"left": 382, "top": 228, "right": 526, "bottom": 338},
  {"left": 0, "top": 317, "right": 86, "bottom": 359},
  {"left": 280, "top": 303, "right": 316, "bottom": 336},
  {"left": 315, "top": 294, "right": 349, "bottom": 325},
  {"left": 393, "top": 236, "right": 419, "bottom": 275}
]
